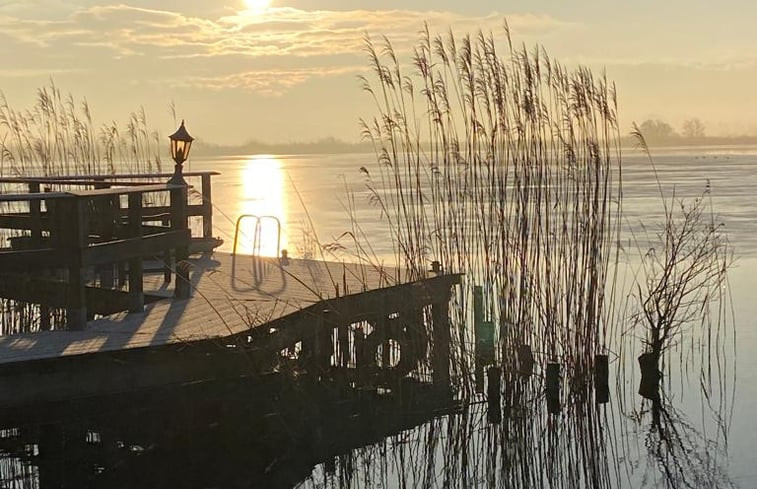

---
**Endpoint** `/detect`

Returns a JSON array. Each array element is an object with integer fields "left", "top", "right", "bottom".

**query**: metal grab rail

[{"left": 232, "top": 214, "right": 282, "bottom": 258}]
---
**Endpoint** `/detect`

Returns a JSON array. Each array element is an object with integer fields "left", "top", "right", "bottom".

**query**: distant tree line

[
  {"left": 637, "top": 117, "right": 706, "bottom": 143},
  {"left": 196, "top": 117, "right": 754, "bottom": 155},
  {"left": 623, "top": 117, "right": 757, "bottom": 147}
]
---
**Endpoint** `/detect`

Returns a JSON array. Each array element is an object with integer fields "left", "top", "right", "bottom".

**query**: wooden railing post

[
  {"left": 127, "top": 192, "right": 144, "bottom": 313},
  {"left": 29, "top": 183, "right": 51, "bottom": 330},
  {"left": 28, "top": 182, "right": 42, "bottom": 246},
  {"left": 201, "top": 173, "right": 213, "bottom": 239},
  {"left": 302, "top": 310, "right": 332, "bottom": 374},
  {"left": 170, "top": 185, "right": 190, "bottom": 299},
  {"left": 162, "top": 213, "right": 172, "bottom": 284},
  {"left": 62, "top": 196, "right": 88, "bottom": 331},
  {"left": 92, "top": 178, "right": 116, "bottom": 288}
]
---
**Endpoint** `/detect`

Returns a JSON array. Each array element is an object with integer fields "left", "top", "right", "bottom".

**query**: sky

[{"left": 2, "top": 0, "right": 757, "bottom": 145}]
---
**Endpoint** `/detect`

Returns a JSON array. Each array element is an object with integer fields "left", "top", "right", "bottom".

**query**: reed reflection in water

[
  {"left": 298, "top": 384, "right": 733, "bottom": 489},
  {"left": 235, "top": 155, "right": 288, "bottom": 257},
  {"left": 0, "top": 379, "right": 735, "bottom": 488}
]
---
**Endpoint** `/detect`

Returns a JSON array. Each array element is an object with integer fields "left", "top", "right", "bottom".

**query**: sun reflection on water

[{"left": 236, "top": 156, "right": 288, "bottom": 257}]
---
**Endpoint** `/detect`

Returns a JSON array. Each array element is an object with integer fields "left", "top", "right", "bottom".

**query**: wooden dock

[
  {"left": 0, "top": 254, "right": 402, "bottom": 364},
  {"left": 0, "top": 174, "right": 460, "bottom": 410}
]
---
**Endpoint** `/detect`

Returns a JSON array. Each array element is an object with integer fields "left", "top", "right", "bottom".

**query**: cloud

[
  {"left": 0, "top": 5, "right": 570, "bottom": 94},
  {"left": 1, "top": 5, "right": 568, "bottom": 58},
  {"left": 169, "top": 65, "right": 362, "bottom": 96},
  {"left": 0, "top": 67, "right": 86, "bottom": 77},
  {"left": 568, "top": 55, "right": 757, "bottom": 73}
]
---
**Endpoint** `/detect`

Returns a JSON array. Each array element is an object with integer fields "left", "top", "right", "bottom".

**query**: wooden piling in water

[
  {"left": 487, "top": 366, "right": 502, "bottom": 424},
  {"left": 517, "top": 344, "right": 534, "bottom": 377},
  {"left": 546, "top": 362, "right": 561, "bottom": 414},
  {"left": 594, "top": 354, "right": 609, "bottom": 404}
]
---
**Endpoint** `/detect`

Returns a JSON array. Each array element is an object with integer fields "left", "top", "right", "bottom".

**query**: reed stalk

[
  {"left": 0, "top": 81, "right": 165, "bottom": 334},
  {"left": 359, "top": 24, "right": 622, "bottom": 397}
]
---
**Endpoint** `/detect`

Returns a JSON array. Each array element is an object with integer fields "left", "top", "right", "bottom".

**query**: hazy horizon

[{"left": 3, "top": 1, "right": 757, "bottom": 146}]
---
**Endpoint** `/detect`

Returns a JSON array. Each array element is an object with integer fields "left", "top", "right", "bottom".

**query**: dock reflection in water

[
  {"left": 0, "top": 376, "right": 457, "bottom": 488},
  {"left": 0, "top": 377, "right": 733, "bottom": 488}
]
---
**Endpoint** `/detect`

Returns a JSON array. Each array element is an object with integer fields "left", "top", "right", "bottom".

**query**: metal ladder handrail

[{"left": 232, "top": 214, "right": 282, "bottom": 258}]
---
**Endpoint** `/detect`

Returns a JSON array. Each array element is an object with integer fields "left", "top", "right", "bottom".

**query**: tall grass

[
  {"left": 359, "top": 24, "right": 622, "bottom": 395},
  {"left": 0, "top": 81, "right": 166, "bottom": 334},
  {"left": 0, "top": 80, "right": 163, "bottom": 178},
  {"left": 298, "top": 384, "right": 733, "bottom": 488}
]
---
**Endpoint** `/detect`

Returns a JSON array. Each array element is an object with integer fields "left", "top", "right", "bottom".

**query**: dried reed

[{"left": 358, "top": 24, "right": 622, "bottom": 397}]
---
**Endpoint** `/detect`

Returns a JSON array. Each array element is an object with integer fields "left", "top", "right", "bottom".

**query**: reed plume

[{"left": 359, "top": 23, "right": 622, "bottom": 396}]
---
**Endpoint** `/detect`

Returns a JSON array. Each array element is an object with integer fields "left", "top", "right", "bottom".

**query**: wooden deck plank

[{"left": 0, "top": 252, "right": 405, "bottom": 366}]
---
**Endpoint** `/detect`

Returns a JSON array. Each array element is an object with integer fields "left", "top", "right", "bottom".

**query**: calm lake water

[
  {"left": 193, "top": 147, "right": 757, "bottom": 487},
  {"left": 3, "top": 146, "right": 757, "bottom": 487}
]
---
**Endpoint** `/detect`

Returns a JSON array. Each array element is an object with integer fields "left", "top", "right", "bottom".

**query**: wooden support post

[
  {"left": 431, "top": 295, "right": 451, "bottom": 391},
  {"left": 39, "top": 305, "right": 51, "bottom": 332},
  {"left": 127, "top": 192, "right": 144, "bottom": 313},
  {"left": 380, "top": 315, "right": 390, "bottom": 369},
  {"left": 354, "top": 326, "right": 365, "bottom": 377},
  {"left": 338, "top": 322, "right": 349, "bottom": 368},
  {"left": 318, "top": 310, "right": 333, "bottom": 372},
  {"left": 170, "top": 186, "right": 190, "bottom": 300},
  {"left": 304, "top": 310, "right": 332, "bottom": 376},
  {"left": 63, "top": 197, "right": 88, "bottom": 331},
  {"left": 201, "top": 173, "right": 213, "bottom": 239},
  {"left": 31, "top": 182, "right": 52, "bottom": 330}
]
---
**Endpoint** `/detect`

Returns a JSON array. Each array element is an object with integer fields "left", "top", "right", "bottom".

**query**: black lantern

[{"left": 168, "top": 120, "right": 194, "bottom": 185}]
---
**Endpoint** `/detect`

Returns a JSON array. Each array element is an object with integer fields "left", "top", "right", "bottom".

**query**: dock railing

[{"left": 0, "top": 172, "right": 218, "bottom": 331}]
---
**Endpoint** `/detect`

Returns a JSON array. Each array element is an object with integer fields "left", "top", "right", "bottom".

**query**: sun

[{"left": 244, "top": 0, "right": 271, "bottom": 11}]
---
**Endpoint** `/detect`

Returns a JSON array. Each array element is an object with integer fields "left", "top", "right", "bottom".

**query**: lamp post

[{"left": 168, "top": 120, "right": 194, "bottom": 186}]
